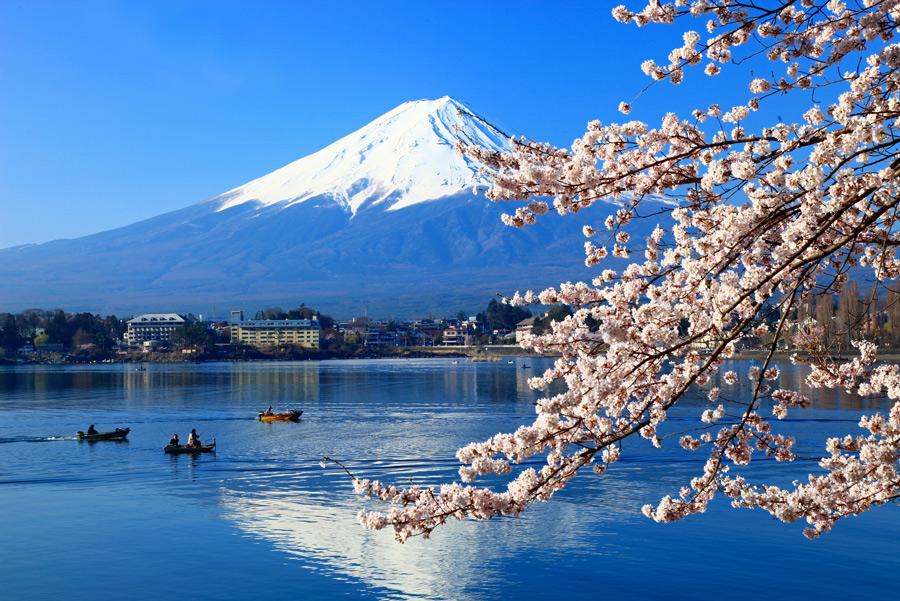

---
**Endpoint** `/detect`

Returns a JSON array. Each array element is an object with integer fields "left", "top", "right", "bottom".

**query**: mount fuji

[{"left": 0, "top": 96, "right": 650, "bottom": 316}]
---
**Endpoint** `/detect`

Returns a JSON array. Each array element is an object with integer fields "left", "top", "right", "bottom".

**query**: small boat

[
  {"left": 76, "top": 427, "right": 130, "bottom": 441},
  {"left": 258, "top": 410, "right": 303, "bottom": 422},
  {"left": 165, "top": 441, "right": 216, "bottom": 454}
]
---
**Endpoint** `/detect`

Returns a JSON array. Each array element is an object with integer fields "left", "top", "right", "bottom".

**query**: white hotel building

[{"left": 125, "top": 313, "right": 186, "bottom": 345}]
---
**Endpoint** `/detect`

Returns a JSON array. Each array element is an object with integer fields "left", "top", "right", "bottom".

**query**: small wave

[
  {"left": 0, "top": 476, "right": 87, "bottom": 485},
  {"left": 119, "top": 415, "right": 275, "bottom": 424},
  {"left": 187, "top": 415, "right": 264, "bottom": 422}
]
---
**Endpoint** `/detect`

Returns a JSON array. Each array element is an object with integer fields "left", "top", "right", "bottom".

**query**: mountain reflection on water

[
  {"left": 220, "top": 453, "right": 656, "bottom": 600},
  {"left": 0, "top": 358, "right": 897, "bottom": 601}
]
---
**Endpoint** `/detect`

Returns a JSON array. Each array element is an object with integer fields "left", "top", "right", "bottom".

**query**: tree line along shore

[
  {"left": 0, "top": 300, "right": 554, "bottom": 364},
  {"left": 4, "top": 283, "right": 899, "bottom": 365}
]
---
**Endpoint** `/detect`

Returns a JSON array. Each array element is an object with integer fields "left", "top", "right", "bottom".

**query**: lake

[{"left": 0, "top": 358, "right": 896, "bottom": 600}]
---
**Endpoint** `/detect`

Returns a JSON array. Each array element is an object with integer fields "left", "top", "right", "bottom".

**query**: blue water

[{"left": 0, "top": 358, "right": 896, "bottom": 600}]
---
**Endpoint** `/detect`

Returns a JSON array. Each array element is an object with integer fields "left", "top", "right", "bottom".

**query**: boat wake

[{"left": 0, "top": 435, "right": 78, "bottom": 444}]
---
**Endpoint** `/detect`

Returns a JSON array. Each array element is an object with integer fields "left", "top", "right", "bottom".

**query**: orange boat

[{"left": 258, "top": 410, "right": 303, "bottom": 422}]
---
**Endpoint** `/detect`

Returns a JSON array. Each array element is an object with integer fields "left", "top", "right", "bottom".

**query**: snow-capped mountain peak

[
  {"left": 0, "top": 96, "right": 660, "bottom": 315},
  {"left": 215, "top": 96, "right": 509, "bottom": 216}
]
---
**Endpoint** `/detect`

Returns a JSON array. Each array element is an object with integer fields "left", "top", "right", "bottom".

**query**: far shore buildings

[
  {"left": 125, "top": 313, "right": 186, "bottom": 345},
  {"left": 515, "top": 316, "right": 538, "bottom": 343},
  {"left": 229, "top": 310, "right": 320, "bottom": 349},
  {"left": 441, "top": 324, "right": 466, "bottom": 346}
]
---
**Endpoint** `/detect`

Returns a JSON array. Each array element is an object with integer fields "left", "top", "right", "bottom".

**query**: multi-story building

[
  {"left": 125, "top": 313, "right": 186, "bottom": 345},
  {"left": 442, "top": 325, "right": 466, "bottom": 346},
  {"left": 365, "top": 328, "right": 402, "bottom": 347},
  {"left": 515, "top": 317, "right": 538, "bottom": 343},
  {"left": 229, "top": 310, "right": 320, "bottom": 349}
]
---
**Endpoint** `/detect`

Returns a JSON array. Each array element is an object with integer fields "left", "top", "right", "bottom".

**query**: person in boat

[
  {"left": 168, "top": 433, "right": 180, "bottom": 447},
  {"left": 86, "top": 425, "right": 98, "bottom": 436},
  {"left": 187, "top": 429, "right": 201, "bottom": 448},
  {"left": 264, "top": 406, "right": 273, "bottom": 416}
]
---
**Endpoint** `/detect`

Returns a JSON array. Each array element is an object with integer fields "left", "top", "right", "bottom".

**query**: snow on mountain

[{"left": 216, "top": 96, "right": 507, "bottom": 215}]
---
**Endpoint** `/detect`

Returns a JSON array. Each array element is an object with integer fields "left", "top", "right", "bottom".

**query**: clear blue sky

[{"left": 0, "top": 0, "right": 751, "bottom": 248}]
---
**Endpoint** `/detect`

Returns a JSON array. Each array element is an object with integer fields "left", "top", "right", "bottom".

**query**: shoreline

[
  {"left": 6, "top": 347, "right": 898, "bottom": 366},
  {"left": 0, "top": 345, "right": 551, "bottom": 366},
  {"left": 733, "top": 350, "right": 900, "bottom": 362}
]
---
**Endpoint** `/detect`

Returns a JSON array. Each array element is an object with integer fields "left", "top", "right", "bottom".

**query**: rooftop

[
  {"left": 128, "top": 313, "right": 185, "bottom": 324},
  {"left": 239, "top": 318, "right": 320, "bottom": 328}
]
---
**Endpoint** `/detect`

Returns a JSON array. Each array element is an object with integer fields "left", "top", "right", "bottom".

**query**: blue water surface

[{"left": 0, "top": 358, "right": 896, "bottom": 600}]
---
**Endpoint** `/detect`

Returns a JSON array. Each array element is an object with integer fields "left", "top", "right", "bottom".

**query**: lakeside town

[
  {"left": 3, "top": 282, "right": 900, "bottom": 364},
  {"left": 0, "top": 298, "right": 558, "bottom": 363}
]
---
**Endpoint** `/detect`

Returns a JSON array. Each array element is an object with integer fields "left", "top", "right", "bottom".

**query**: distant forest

[
  {"left": 788, "top": 283, "right": 900, "bottom": 353},
  {"left": 0, "top": 310, "right": 125, "bottom": 354}
]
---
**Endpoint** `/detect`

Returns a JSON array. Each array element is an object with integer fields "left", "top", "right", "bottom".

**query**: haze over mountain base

[{"left": 0, "top": 195, "right": 623, "bottom": 316}]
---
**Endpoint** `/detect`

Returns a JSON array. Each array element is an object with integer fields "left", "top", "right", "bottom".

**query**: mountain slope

[{"left": 0, "top": 97, "right": 658, "bottom": 316}]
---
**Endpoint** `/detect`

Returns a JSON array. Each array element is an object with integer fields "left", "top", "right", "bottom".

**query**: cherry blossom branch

[{"left": 334, "top": 0, "right": 900, "bottom": 543}]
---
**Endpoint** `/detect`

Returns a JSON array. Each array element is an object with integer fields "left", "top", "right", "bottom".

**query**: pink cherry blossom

[{"left": 341, "top": 1, "right": 900, "bottom": 543}]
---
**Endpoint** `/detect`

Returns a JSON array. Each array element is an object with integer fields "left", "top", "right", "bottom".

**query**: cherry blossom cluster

[
  {"left": 724, "top": 347, "right": 900, "bottom": 538},
  {"left": 348, "top": 1, "right": 900, "bottom": 542}
]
